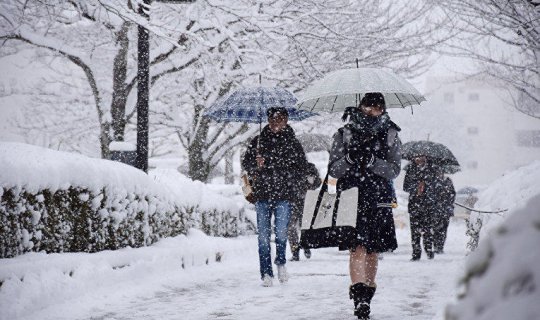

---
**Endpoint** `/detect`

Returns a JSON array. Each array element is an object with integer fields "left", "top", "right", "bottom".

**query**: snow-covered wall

[{"left": 0, "top": 142, "right": 254, "bottom": 258}]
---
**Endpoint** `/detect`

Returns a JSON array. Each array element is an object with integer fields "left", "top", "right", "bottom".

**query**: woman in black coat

[{"left": 328, "top": 93, "right": 401, "bottom": 319}]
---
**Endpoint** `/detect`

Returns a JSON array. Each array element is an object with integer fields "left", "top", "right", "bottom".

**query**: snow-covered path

[{"left": 35, "top": 222, "right": 467, "bottom": 320}]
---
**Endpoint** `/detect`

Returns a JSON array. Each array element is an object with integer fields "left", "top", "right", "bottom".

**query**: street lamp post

[{"left": 135, "top": 0, "right": 196, "bottom": 173}]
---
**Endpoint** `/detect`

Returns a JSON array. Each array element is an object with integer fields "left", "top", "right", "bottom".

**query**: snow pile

[
  {"left": 0, "top": 229, "right": 255, "bottom": 320},
  {"left": 465, "top": 160, "right": 540, "bottom": 250},
  {"left": 0, "top": 142, "right": 254, "bottom": 258},
  {"left": 445, "top": 194, "right": 540, "bottom": 320}
]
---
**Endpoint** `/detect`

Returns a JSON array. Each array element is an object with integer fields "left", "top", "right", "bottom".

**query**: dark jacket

[
  {"left": 291, "top": 162, "right": 321, "bottom": 201},
  {"left": 241, "top": 125, "right": 308, "bottom": 201},
  {"left": 434, "top": 177, "right": 456, "bottom": 217},
  {"left": 403, "top": 162, "right": 443, "bottom": 212},
  {"left": 329, "top": 120, "right": 402, "bottom": 197},
  {"left": 328, "top": 117, "right": 401, "bottom": 253}
]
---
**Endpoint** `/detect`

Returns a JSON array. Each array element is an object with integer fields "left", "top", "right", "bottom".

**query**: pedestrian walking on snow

[
  {"left": 327, "top": 93, "right": 401, "bottom": 319},
  {"left": 432, "top": 174, "right": 456, "bottom": 254},
  {"left": 403, "top": 156, "right": 440, "bottom": 260},
  {"left": 241, "top": 107, "right": 309, "bottom": 287},
  {"left": 288, "top": 162, "right": 321, "bottom": 261}
]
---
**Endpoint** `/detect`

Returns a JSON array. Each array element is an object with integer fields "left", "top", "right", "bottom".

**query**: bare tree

[
  {"left": 434, "top": 0, "right": 540, "bottom": 119},
  {"left": 0, "top": 0, "right": 451, "bottom": 182},
  {"left": 0, "top": 0, "right": 276, "bottom": 172}
]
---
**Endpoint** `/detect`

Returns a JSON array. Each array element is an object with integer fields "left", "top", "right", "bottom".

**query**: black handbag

[{"left": 300, "top": 174, "right": 359, "bottom": 249}]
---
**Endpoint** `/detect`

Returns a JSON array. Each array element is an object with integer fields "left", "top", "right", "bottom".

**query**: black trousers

[
  {"left": 287, "top": 198, "right": 304, "bottom": 255},
  {"left": 433, "top": 215, "right": 451, "bottom": 252},
  {"left": 409, "top": 203, "right": 434, "bottom": 258}
]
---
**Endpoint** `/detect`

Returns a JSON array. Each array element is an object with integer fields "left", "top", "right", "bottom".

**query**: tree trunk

[
  {"left": 224, "top": 149, "right": 235, "bottom": 185},
  {"left": 110, "top": 22, "right": 131, "bottom": 142},
  {"left": 188, "top": 104, "right": 211, "bottom": 181},
  {"left": 99, "top": 122, "right": 111, "bottom": 159}
]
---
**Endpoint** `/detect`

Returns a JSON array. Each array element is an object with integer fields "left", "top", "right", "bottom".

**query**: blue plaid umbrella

[{"left": 204, "top": 87, "right": 316, "bottom": 123}]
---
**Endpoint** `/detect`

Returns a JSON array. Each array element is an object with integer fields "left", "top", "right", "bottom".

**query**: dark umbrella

[{"left": 402, "top": 140, "right": 460, "bottom": 167}]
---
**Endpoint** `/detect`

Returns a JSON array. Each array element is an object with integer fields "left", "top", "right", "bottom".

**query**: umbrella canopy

[
  {"left": 297, "top": 68, "right": 426, "bottom": 112},
  {"left": 402, "top": 140, "right": 460, "bottom": 167},
  {"left": 204, "top": 87, "right": 316, "bottom": 123}
]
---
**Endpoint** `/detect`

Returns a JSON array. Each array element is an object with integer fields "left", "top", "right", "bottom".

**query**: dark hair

[
  {"left": 266, "top": 107, "right": 289, "bottom": 118},
  {"left": 360, "top": 92, "right": 385, "bottom": 109}
]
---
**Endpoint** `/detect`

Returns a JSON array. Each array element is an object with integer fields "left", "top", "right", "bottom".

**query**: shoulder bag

[{"left": 300, "top": 174, "right": 359, "bottom": 249}]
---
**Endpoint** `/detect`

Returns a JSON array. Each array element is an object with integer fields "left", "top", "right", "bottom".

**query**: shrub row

[{"left": 0, "top": 186, "right": 254, "bottom": 258}]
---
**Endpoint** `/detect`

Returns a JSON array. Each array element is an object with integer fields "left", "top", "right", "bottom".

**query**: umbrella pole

[
  {"left": 257, "top": 120, "right": 261, "bottom": 151},
  {"left": 257, "top": 105, "right": 262, "bottom": 153}
]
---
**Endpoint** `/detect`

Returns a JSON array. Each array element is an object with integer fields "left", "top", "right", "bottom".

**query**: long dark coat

[
  {"left": 241, "top": 125, "right": 308, "bottom": 201},
  {"left": 328, "top": 119, "right": 401, "bottom": 253},
  {"left": 403, "top": 162, "right": 441, "bottom": 216}
]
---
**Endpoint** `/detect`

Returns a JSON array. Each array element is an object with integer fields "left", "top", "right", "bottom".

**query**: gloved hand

[{"left": 345, "top": 148, "right": 375, "bottom": 167}]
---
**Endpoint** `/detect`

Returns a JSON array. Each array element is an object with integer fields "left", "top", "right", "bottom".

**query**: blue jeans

[{"left": 255, "top": 200, "right": 290, "bottom": 280}]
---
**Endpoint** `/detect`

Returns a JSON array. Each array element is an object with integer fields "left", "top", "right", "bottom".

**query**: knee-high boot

[{"left": 349, "top": 283, "right": 377, "bottom": 319}]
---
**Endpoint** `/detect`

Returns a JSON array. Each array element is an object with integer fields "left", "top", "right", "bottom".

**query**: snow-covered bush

[
  {"left": 445, "top": 194, "right": 540, "bottom": 320},
  {"left": 465, "top": 161, "right": 540, "bottom": 251},
  {"left": 0, "top": 143, "right": 254, "bottom": 258}
]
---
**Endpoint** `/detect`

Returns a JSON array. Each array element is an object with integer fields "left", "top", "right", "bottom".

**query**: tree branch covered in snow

[
  {"left": 433, "top": 0, "right": 540, "bottom": 119},
  {"left": 0, "top": 0, "right": 448, "bottom": 181}
]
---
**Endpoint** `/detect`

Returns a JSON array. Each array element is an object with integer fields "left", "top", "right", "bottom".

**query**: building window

[
  {"left": 468, "top": 93, "right": 479, "bottom": 101},
  {"left": 467, "top": 127, "right": 479, "bottom": 135},
  {"left": 466, "top": 161, "right": 478, "bottom": 170},
  {"left": 516, "top": 130, "right": 540, "bottom": 147},
  {"left": 444, "top": 92, "right": 454, "bottom": 104}
]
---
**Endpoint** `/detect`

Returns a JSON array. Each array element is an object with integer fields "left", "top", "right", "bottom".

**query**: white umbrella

[{"left": 297, "top": 68, "right": 426, "bottom": 112}]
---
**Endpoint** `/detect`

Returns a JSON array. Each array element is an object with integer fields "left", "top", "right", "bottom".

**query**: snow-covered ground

[
  {"left": 1, "top": 145, "right": 538, "bottom": 320},
  {"left": 1, "top": 218, "right": 468, "bottom": 320}
]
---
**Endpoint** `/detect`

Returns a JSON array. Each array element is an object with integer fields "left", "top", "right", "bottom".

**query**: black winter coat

[
  {"left": 241, "top": 125, "right": 308, "bottom": 201},
  {"left": 433, "top": 177, "right": 456, "bottom": 217},
  {"left": 291, "top": 162, "right": 322, "bottom": 202},
  {"left": 328, "top": 119, "right": 401, "bottom": 253},
  {"left": 403, "top": 163, "right": 442, "bottom": 214}
]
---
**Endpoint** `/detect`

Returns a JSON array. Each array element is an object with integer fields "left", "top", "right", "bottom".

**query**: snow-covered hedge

[
  {"left": 465, "top": 161, "right": 540, "bottom": 251},
  {"left": 0, "top": 143, "right": 254, "bottom": 258},
  {"left": 445, "top": 194, "right": 540, "bottom": 320}
]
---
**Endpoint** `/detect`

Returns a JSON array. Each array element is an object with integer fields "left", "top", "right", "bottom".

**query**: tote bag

[{"left": 300, "top": 175, "right": 359, "bottom": 249}]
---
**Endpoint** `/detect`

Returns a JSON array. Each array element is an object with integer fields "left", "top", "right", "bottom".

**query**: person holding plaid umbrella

[
  {"left": 204, "top": 87, "right": 315, "bottom": 287},
  {"left": 241, "top": 106, "right": 309, "bottom": 287}
]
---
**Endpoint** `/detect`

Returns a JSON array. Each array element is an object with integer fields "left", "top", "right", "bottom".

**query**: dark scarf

[{"left": 341, "top": 106, "right": 392, "bottom": 139}]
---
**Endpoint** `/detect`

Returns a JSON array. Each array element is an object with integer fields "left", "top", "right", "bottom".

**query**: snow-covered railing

[{"left": 0, "top": 143, "right": 255, "bottom": 258}]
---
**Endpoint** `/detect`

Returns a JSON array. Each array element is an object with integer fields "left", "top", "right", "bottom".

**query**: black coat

[
  {"left": 328, "top": 119, "right": 401, "bottom": 253},
  {"left": 241, "top": 125, "right": 308, "bottom": 201},
  {"left": 433, "top": 177, "right": 456, "bottom": 217},
  {"left": 291, "top": 162, "right": 321, "bottom": 202},
  {"left": 403, "top": 162, "right": 443, "bottom": 215}
]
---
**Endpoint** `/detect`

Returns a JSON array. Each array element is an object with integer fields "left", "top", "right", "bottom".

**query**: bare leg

[
  {"left": 350, "top": 245, "right": 379, "bottom": 285},
  {"left": 365, "top": 251, "right": 379, "bottom": 287}
]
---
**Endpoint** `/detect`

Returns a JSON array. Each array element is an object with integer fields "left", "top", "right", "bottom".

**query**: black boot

[{"left": 349, "top": 283, "right": 376, "bottom": 319}]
